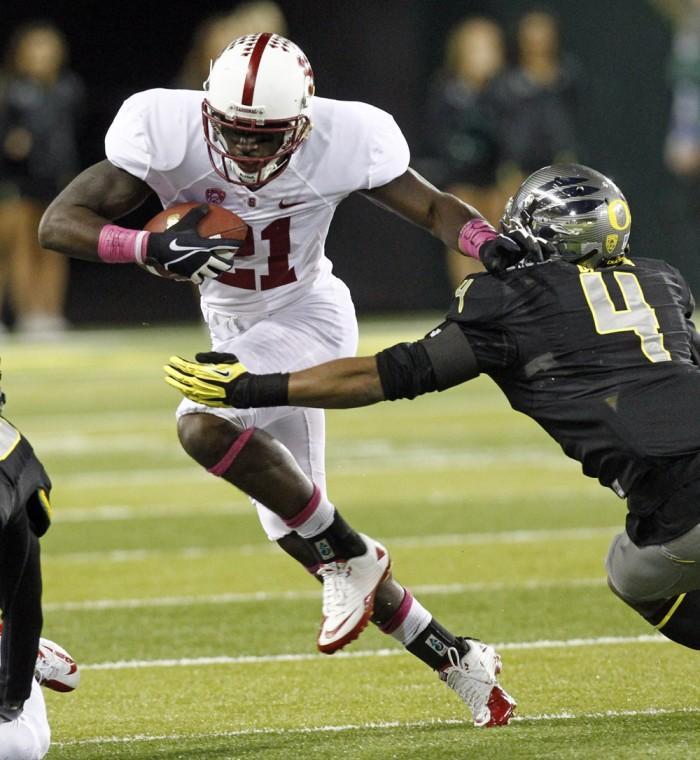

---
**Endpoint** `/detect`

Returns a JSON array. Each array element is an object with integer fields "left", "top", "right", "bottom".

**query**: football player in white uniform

[{"left": 40, "top": 34, "right": 527, "bottom": 725}]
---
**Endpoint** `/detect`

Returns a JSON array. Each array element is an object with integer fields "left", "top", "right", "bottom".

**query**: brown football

[{"left": 144, "top": 201, "right": 248, "bottom": 240}]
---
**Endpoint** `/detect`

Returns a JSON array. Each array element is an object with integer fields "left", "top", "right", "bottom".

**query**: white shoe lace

[
  {"left": 444, "top": 645, "right": 494, "bottom": 726},
  {"left": 318, "top": 561, "right": 351, "bottom": 618}
]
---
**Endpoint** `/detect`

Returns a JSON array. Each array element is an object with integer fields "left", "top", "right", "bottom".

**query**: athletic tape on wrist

[
  {"left": 207, "top": 427, "right": 256, "bottom": 476},
  {"left": 457, "top": 219, "right": 497, "bottom": 260},
  {"left": 97, "top": 224, "right": 150, "bottom": 264}
]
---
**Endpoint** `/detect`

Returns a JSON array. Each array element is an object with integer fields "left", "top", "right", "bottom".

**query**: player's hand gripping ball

[{"left": 143, "top": 202, "right": 248, "bottom": 283}]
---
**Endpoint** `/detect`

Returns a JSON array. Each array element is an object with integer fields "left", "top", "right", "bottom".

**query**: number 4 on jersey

[{"left": 580, "top": 271, "right": 671, "bottom": 363}]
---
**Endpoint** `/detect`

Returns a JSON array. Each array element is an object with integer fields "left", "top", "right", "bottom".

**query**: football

[
  {"left": 143, "top": 202, "right": 248, "bottom": 281},
  {"left": 144, "top": 201, "right": 248, "bottom": 240},
  {"left": 36, "top": 638, "right": 80, "bottom": 693}
]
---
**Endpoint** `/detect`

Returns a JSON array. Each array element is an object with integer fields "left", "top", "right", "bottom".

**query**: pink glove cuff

[
  {"left": 457, "top": 219, "right": 497, "bottom": 260},
  {"left": 97, "top": 224, "right": 150, "bottom": 264}
]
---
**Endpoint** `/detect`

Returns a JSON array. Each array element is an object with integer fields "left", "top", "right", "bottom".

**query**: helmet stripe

[{"left": 242, "top": 33, "right": 272, "bottom": 106}]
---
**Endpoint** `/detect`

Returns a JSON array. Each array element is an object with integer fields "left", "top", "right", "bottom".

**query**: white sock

[
  {"left": 379, "top": 589, "right": 432, "bottom": 646},
  {"left": 283, "top": 484, "right": 335, "bottom": 539}
]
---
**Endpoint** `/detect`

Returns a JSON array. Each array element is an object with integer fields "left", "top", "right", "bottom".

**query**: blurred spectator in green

[
  {"left": 424, "top": 17, "right": 506, "bottom": 286},
  {"left": 0, "top": 21, "right": 84, "bottom": 335},
  {"left": 660, "top": 0, "right": 700, "bottom": 177},
  {"left": 652, "top": 0, "right": 700, "bottom": 288}
]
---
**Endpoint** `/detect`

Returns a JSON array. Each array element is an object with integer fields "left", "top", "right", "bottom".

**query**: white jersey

[{"left": 105, "top": 89, "right": 410, "bottom": 314}]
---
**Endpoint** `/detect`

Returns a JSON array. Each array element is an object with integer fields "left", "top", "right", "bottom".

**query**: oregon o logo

[{"left": 608, "top": 199, "right": 631, "bottom": 231}]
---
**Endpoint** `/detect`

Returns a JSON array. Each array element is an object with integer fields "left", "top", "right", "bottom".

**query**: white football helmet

[{"left": 202, "top": 33, "right": 314, "bottom": 187}]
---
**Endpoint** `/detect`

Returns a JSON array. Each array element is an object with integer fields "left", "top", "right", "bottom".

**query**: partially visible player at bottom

[
  {"left": 167, "top": 163, "right": 700, "bottom": 660},
  {"left": 0, "top": 370, "right": 80, "bottom": 759},
  {"left": 0, "top": 636, "right": 80, "bottom": 760}
]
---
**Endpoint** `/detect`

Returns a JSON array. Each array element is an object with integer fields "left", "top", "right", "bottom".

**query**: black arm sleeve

[{"left": 376, "top": 323, "right": 479, "bottom": 401}]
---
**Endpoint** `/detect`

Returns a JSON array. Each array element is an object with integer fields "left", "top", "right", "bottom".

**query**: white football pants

[
  {"left": 177, "top": 274, "right": 358, "bottom": 540},
  {"left": 0, "top": 680, "right": 50, "bottom": 760}
]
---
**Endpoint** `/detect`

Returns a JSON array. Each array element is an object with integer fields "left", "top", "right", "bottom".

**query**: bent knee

[{"left": 177, "top": 413, "right": 243, "bottom": 468}]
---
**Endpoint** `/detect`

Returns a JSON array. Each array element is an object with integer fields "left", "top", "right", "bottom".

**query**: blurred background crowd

[{"left": 0, "top": 0, "right": 698, "bottom": 331}]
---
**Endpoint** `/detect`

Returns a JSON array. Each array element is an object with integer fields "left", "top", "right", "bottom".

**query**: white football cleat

[
  {"left": 440, "top": 639, "right": 516, "bottom": 727},
  {"left": 317, "top": 533, "right": 391, "bottom": 654},
  {"left": 35, "top": 638, "right": 80, "bottom": 692}
]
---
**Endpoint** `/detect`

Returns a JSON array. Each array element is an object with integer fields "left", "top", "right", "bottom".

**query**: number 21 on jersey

[
  {"left": 218, "top": 217, "right": 296, "bottom": 291},
  {"left": 579, "top": 271, "right": 671, "bottom": 363}
]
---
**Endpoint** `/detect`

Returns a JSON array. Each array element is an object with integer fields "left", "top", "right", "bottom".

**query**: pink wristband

[
  {"left": 97, "top": 224, "right": 150, "bottom": 264},
  {"left": 457, "top": 219, "right": 498, "bottom": 260}
]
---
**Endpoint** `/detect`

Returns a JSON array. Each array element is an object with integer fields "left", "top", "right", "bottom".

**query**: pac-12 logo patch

[
  {"left": 605, "top": 233, "right": 619, "bottom": 253},
  {"left": 425, "top": 634, "right": 448, "bottom": 655},
  {"left": 314, "top": 538, "right": 335, "bottom": 561},
  {"left": 205, "top": 188, "right": 226, "bottom": 205}
]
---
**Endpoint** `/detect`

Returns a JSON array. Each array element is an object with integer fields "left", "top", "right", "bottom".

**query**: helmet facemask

[{"left": 202, "top": 104, "right": 311, "bottom": 186}]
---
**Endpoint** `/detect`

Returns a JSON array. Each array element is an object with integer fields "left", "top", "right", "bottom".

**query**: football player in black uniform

[
  {"left": 166, "top": 163, "right": 700, "bottom": 652},
  {"left": 0, "top": 373, "right": 80, "bottom": 757}
]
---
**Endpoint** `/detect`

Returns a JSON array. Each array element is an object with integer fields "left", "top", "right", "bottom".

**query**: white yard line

[
  {"left": 43, "top": 525, "right": 618, "bottom": 564},
  {"left": 52, "top": 704, "right": 696, "bottom": 748},
  {"left": 43, "top": 577, "right": 605, "bottom": 612},
  {"left": 80, "top": 634, "right": 668, "bottom": 672}
]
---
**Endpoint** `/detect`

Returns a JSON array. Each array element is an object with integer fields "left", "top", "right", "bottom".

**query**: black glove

[
  {"left": 143, "top": 205, "right": 240, "bottom": 284},
  {"left": 479, "top": 218, "right": 555, "bottom": 273}
]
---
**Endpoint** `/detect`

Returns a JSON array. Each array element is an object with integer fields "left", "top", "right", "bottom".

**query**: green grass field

[{"left": 4, "top": 317, "right": 699, "bottom": 759}]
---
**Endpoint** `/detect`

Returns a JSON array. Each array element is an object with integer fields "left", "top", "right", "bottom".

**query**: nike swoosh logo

[
  {"left": 278, "top": 200, "right": 304, "bottom": 209},
  {"left": 210, "top": 368, "right": 231, "bottom": 378},
  {"left": 168, "top": 239, "right": 200, "bottom": 252},
  {"left": 321, "top": 612, "right": 355, "bottom": 640}
]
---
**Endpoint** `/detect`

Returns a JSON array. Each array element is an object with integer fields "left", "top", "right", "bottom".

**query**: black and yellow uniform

[
  {"left": 0, "top": 413, "right": 51, "bottom": 718},
  {"left": 444, "top": 257, "right": 700, "bottom": 546},
  {"left": 162, "top": 252, "right": 700, "bottom": 650}
]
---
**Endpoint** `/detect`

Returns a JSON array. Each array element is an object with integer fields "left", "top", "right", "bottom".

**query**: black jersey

[
  {"left": 0, "top": 417, "right": 51, "bottom": 536},
  {"left": 446, "top": 257, "right": 700, "bottom": 545}
]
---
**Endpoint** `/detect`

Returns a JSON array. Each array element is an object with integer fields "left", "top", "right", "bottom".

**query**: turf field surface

[{"left": 3, "top": 317, "right": 699, "bottom": 759}]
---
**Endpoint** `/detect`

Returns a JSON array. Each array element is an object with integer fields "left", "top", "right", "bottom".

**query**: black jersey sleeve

[{"left": 375, "top": 323, "right": 480, "bottom": 400}]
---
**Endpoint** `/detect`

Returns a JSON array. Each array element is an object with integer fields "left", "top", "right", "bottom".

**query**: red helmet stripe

[{"left": 242, "top": 33, "right": 272, "bottom": 106}]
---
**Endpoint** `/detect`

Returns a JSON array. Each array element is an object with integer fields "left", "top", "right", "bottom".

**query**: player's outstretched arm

[
  {"left": 165, "top": 353, "right": 385, "bottom": 409},
  {"left": 362, "top": 168, "right": 540, "bottom": 273},
  {"left": 165, "top": 326, "right": 478, "bottom": 410}
]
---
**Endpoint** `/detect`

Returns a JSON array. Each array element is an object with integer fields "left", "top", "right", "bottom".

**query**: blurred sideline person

[
  {"left": 167, "top": 163, "right": 700, "bottom": 655},
  {"left": 38, "top": 34, "right": 530, "bottom": 725},
  {"left": 424, "top": 17, "right": 506, "bottom": 287},
  {"left": 175, "top": 1, "right": 287, "bottom": 89},
  {"left": 488, "top": 10, "right": 582, "bottom": 201},
  {"left": 0, "top": 21, "right": 84, "bottom": 335},
  {"left": 655, "top": 0, "right": 700, "bottom": 289},
  {"left": 0, "top": 371, "right": 80, "bottom": 758}
]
